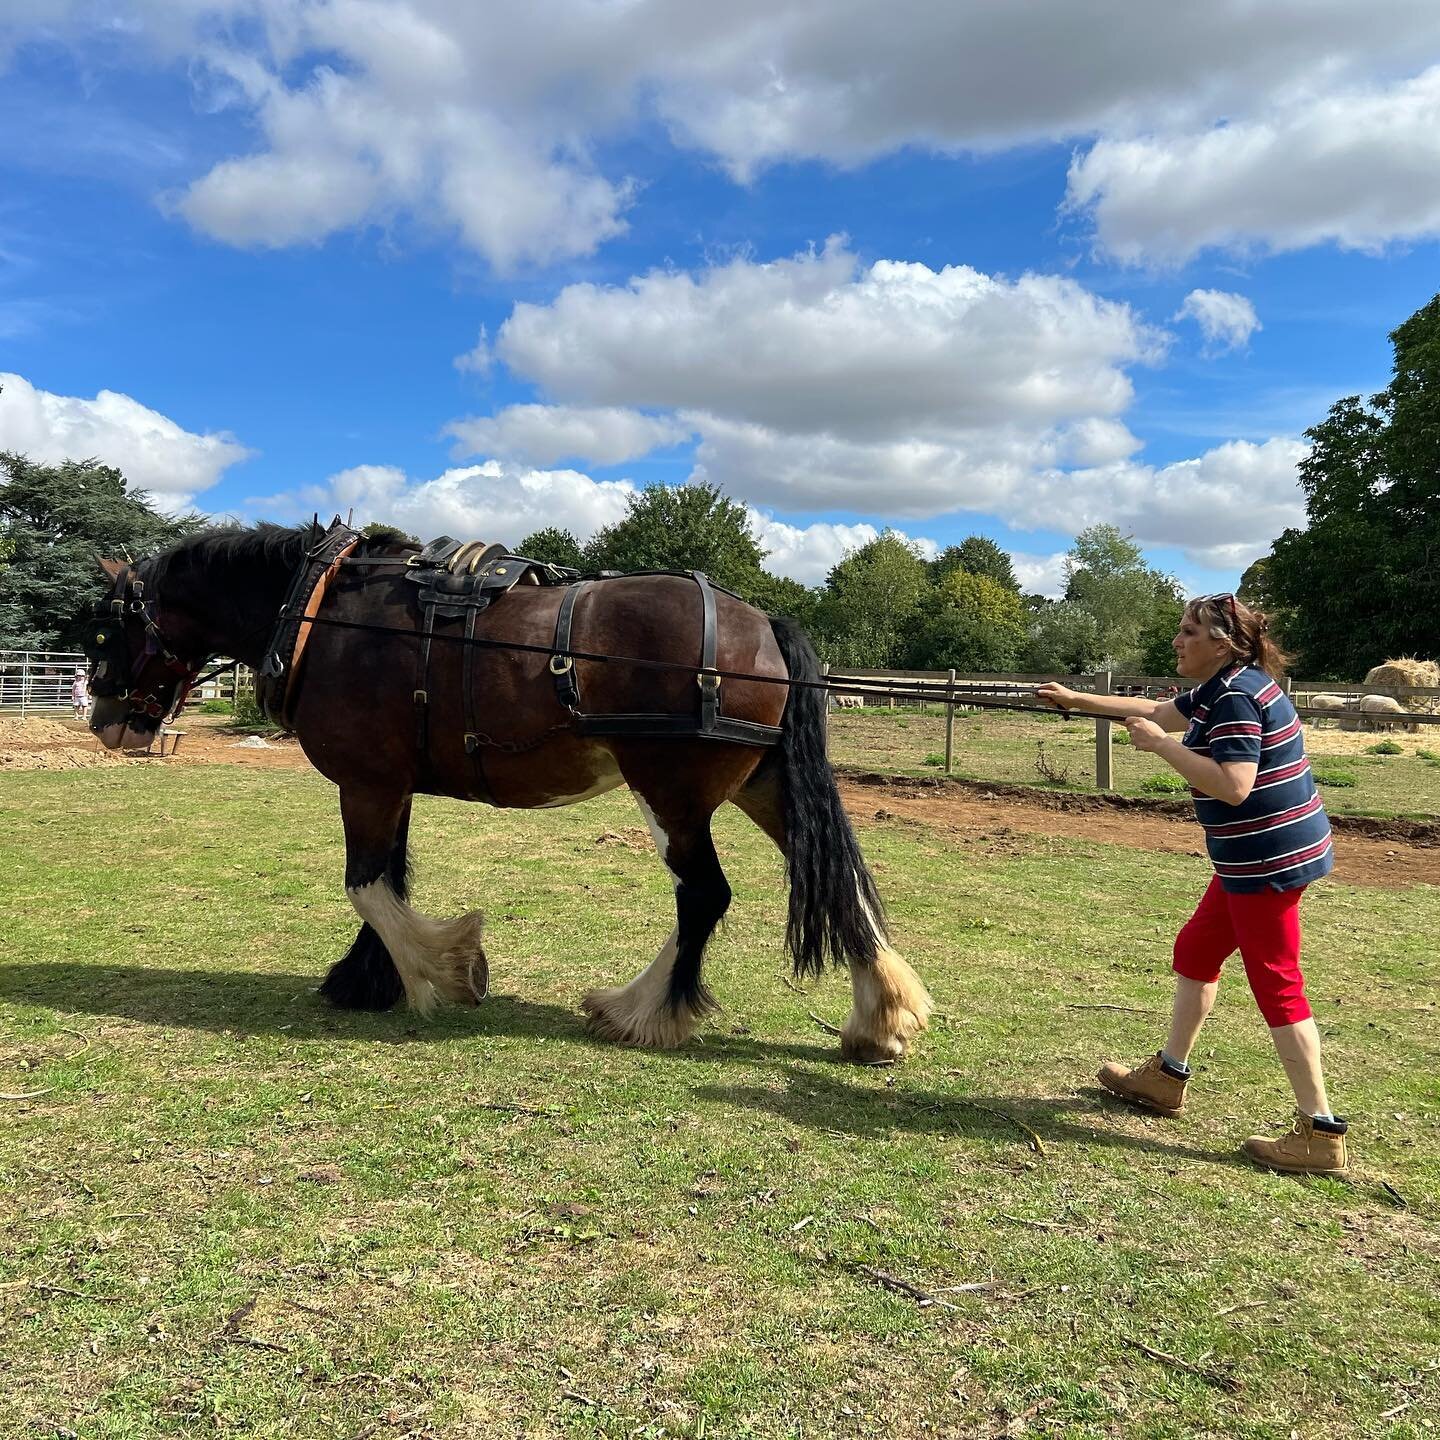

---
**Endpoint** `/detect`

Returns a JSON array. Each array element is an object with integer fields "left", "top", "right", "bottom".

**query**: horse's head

[{"left": 85, "top": 556, "right": 210, "bottom": 750}]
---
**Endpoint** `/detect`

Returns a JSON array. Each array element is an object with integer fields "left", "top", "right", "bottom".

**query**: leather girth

[{"left": 256, "top": 518, "right": 361, "bottom": 729}]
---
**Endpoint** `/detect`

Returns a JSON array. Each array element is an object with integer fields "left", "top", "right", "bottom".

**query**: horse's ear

[{"left": 96, "top": 556, "right": 124, "bottom": 581}]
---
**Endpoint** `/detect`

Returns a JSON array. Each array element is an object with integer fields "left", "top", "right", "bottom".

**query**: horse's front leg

[
  {"left": 339, "top": 787, "right": 487, "bottom": 1017},
  {"left": 319, "top": 797, "right": 411, "bottom": 1010}
]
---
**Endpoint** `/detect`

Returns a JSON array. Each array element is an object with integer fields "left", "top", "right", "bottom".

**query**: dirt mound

[
  {"left": 0, "top": 748, "right": 120, "bottom": 771},
  {"left": 0, "top": 717, "right": 85, "bottom": 746}
]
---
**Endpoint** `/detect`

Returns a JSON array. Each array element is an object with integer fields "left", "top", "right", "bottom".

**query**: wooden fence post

[
  {"left": 820, "top": 662, "right": 830, "bottom": 754},
  {"left": 1094, "top": 670, "right": 1113, "bottom": 791},
  {"left": 944, "top": 668, "right": 956, "bottom": 774}
]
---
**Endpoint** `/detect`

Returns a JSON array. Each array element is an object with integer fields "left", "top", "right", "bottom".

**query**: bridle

[{"left": 86, "top": 564, "right": 213, "bottom": 725}]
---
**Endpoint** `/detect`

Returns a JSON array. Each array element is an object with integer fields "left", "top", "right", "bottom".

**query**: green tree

[
  {"left": 584, "top": 484, "right": 767, "bottom": 598},
  {"left": 1022, "top": 600, "right": 1105, "bottom": 674},
  {"left": 1136, "top": 592, "right": 1186, "bottom": 677},
  {"left": 516, "top": 526, "right": 585, "bottom": 568},
  {"left": 930, "top": 536, "right": 1021, "bottom": 592},
  {"left": 1062, "top": 524, "right": 1184, "bottom": 669},
  {"left": 1265, "top": 293, "right": 1440, "bottom": 676},
  {"left": 0, "top": 453, "right": 201, "bottom": 649},
  {"left": 907, "top": 569, "right": 1027, "bottom": 671},
  {"left": 749, "top": 571, "right": 821, "bottom": 629},
  {"left": 813, "top": 532, "right": 932, "bottom": 667}
]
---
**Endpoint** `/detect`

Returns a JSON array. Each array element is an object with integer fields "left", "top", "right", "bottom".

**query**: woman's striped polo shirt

[{"left": 1173, "top": 664, "right": 1334, "bottom": 894}]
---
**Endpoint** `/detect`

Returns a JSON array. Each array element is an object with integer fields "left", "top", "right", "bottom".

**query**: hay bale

[{"left": 1362, "top": 657, "right": 1439, "bottom": 710}]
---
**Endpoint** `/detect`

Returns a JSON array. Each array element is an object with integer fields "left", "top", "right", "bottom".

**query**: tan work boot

[
  {"left": 1097, "top": 1052, "right": 1188, "bottom": 1115},
  {"left": 1242, "top": 1111, "right": 1349, "bottom": 1174}
]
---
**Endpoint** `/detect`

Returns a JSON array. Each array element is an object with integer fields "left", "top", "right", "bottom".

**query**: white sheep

[
  {"left": 1358, "top": 693, "right": 1414, "bottom": 733},
  {"left": 832, "top": 693, "right": 865, "bottom": 710},
  {"left": 1307, "top": 693, "right": 1348, "bottom": 727}
]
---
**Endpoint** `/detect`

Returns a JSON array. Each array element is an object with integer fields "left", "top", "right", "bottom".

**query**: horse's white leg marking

[
  {"left": 580, "top": 794, "right": 698, "bottom": 1049},
  {"left": 347, "top": 878, "right": 487, "bottom": 1017},
  {"left": 840, "top": 890, "right": 933, "bottom": 1062}
]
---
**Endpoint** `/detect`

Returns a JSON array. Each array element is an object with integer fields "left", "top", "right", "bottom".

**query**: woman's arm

[
  {"left": 1125, "top": 719, "right": 1258, "bottom": 805},
  {"left": 1035, "top": 683, "right": 1186, "bottom": 729}
]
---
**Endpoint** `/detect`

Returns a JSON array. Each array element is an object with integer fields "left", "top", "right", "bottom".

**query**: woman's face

[{"left": 1173, "top": 610, "right": 1233, "bottom": 680}]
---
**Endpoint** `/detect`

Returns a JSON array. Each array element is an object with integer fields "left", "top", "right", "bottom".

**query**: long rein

[{"left": 271, "top": 608, "right": 1078, "bottom": 719}]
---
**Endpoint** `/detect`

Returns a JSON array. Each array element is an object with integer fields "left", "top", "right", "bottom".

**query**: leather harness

[{"left": 254, "top": 519, "right": 783, "bottom": 788}]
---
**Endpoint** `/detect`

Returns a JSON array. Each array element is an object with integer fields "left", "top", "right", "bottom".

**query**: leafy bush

[
  {"left": 1111, "top": 728, "right": 1131, "bottom": 746},
  {"left": 1140, "top": 771, "right": 1189, "bottom": 794},
  {"left": 231, "top": 689, "right": 279, "bottom": 732},
  {"left": 1312, "top": 766, "right": 1358, "bottom": 789},
  {"left": 1366, "top": 740, "right": 1404, "bottom": 756},
  {"left": 196, "top": 698, "right": 232, "bottom": 715},
  {"left": 922, "top": 753, "right": 946, "bottom": 768},
  {"left": 1418, "top": 748, "right": 1440, "bottom": 761}
]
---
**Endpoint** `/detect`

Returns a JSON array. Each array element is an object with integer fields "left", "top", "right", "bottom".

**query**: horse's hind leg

[
  {"left": 732, "top": 766, "right": 931, "bottom": 1063},
  {"left": 338, "top": 787, "right": 487, "bottom": 1017},
  {"left": 582, "top": 792, "right": 731, "bottom": 1049},
  {"left": 320, "top": 798, "right": 410, "bottom": 1010}
]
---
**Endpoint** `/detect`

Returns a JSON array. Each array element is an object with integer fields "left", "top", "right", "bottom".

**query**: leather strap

[
  {"left": 550, "top": 580, "right": 587, "bottom": 711},
  {"left": 256, "top": 519, "right": 360, "bottom": 728},
  {"left": 693, "top": 571, "right": 719, "bottom": 732}
]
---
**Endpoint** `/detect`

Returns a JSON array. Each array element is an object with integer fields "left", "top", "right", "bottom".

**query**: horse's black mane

[{"left": 145, "top": 522, "right": 314, "bottom": 593}]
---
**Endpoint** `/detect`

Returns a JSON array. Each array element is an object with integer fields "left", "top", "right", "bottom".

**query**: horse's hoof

[{"left": 839, "top": 1032, "right": 907, "bottom": 1065}]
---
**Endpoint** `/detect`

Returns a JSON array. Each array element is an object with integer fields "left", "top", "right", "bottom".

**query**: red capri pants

[{"left": 1171, "top": 875, "right": 1312, "bottom": 1027}]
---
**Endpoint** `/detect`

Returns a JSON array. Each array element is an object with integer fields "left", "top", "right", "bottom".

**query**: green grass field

[
  {"left": 827, "top": 707, "right": 1440, "bottom": 820},
  {"left": 2, "top": 765, "right": 1438, "bottom": 1438}
]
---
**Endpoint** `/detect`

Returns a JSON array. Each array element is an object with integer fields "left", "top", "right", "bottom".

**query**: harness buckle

[
  {"left": 414, "top": 689, "right": 428, "bottom": 705},
  {"left": 548, "top": 654, "right": 573, "bottom": 675},
  {"left": 697, "top": 670, "right": 721, "bottom": 691}
]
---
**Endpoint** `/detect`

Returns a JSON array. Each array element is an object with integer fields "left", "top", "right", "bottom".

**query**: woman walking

[{"left": 1036, "top": 594, "right": 1348, "bottom": 1174}]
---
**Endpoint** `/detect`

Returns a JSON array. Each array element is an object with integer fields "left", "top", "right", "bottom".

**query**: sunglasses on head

[{"left": 1195, "top": 592, "right": 1239, "bottom": 625}]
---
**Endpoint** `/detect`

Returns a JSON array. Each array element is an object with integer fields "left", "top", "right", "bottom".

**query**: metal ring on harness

[{"left": 548, "top": 654, "right": 573, "bottom": 675}]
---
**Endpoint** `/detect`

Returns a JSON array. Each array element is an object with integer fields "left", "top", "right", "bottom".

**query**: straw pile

[{"left": 1362, "top": 658, "right": 1439, "bottom": 712}]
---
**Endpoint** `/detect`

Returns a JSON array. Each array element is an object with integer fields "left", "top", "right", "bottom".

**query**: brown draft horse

[{"left": 85, "top": 522, "right": 931, "bottom": 1061}]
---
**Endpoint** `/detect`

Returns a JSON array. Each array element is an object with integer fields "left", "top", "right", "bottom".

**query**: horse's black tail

[{"left": 767, "top": 616, "right": 886, "bottom": 979}]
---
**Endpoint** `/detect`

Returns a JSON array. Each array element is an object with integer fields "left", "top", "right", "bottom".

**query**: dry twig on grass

[
  {"left": 2, "top": 1088, "right": 55, "bottom": 1101},
  {"left": 957, "top": 1100, "right": 1048, "bottom": 1157},
  {"left": 34, "top": 1281, "right": 121, "bottom": 1302},
  {"left": 850, "top": 1264, "right": 961, "bottom": 1310},
  {"left": 1065, "top": 1003, "right": 1168, "bottom": 1017},
  {"left": 808, "top": 1011, "right": 844, "bottom": 1037},
  {"left": 1121, "top": 1336, "right": 1242, "bottom": 1393},
  {"left": 475, "top": 1100, "right": 561, "bottom": 1117},
  {"left": 1380, "top": 1180, "right": 1409, "bottom": 1209},
  {"left": 342, "top": 1406, "right": 430, "bottom": 1440}
]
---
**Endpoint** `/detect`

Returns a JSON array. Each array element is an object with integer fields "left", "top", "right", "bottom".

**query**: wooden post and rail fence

[{"left": 821, "top": 667, "right": 1440, "bottom": 793}]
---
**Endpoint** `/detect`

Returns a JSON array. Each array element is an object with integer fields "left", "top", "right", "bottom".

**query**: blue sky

[{"left": 4, "top": 3, "right": 1439, "bottom": 593}]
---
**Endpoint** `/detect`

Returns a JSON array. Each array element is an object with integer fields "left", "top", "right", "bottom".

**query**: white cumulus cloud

[
  {"left": 1014, "top": 438, "right": 1309, "bottom": 570},
  {"left": 1068, "top": 66, "right": 1440, "bottom": 263},
  {"left": 0, "top": 370, "right": 250, "bottom": 510},
  {"left": 250, "top": 458, "right": 636, "bottom": 547},
  {"left": 445, "top": 405, "right": 692, "bottom": 467},
  {"left": 1174, "top": 290, "right": 1261, "bottom": 352},
  {"left": 15, "top": 2, "right": 1440, "bottom": 265}
]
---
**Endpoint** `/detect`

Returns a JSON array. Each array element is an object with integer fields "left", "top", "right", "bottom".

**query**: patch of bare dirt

[
  {"left": 0, "top": 716, "right": 312, "bottom": 772},
  {"left": 838, "top": 771, "right": 1440, "bottom": 891}
]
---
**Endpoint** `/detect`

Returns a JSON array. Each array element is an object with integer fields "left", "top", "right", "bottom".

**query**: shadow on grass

[
  {"left": 0, "top": 961, "right": 830, "bottom": 1065},
  {"left": 695, "top": 1067, "right": 1253, "bottom": 1168}
]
